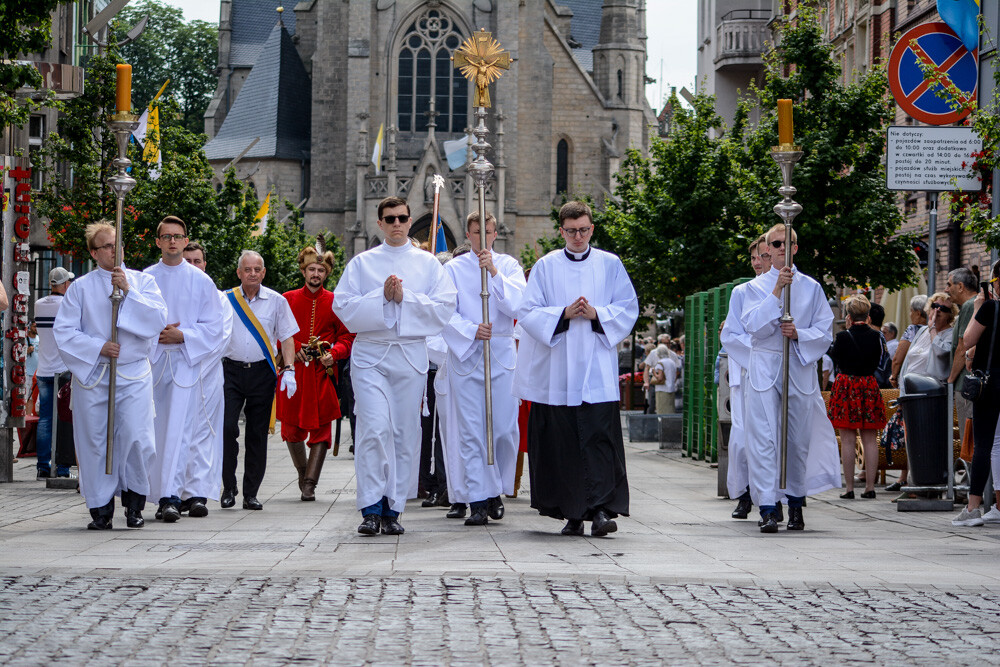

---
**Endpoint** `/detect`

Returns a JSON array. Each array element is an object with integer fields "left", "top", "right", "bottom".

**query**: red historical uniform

[{"left": 277, "top": 286, "right": 355, "bottom": 446}]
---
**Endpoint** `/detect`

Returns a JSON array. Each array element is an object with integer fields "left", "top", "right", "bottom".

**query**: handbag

[
  {"left": 650, "top": 366, "right": 666, "bottom": 386},
  {"left": 960, "top": 302, "right": 998, "bottom": 401}
]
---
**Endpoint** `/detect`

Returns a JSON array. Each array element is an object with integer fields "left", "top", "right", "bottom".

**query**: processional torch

[
  {"left": 772, "top": 99, "right": 802, "bottom": 490},
  {"left": 453, "top": 29, "right": 511, "bottom": 466},
  {"left": 104, "top": 64, "right": 140, "bottom": 474}
]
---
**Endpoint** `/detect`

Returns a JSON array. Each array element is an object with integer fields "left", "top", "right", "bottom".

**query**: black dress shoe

[
  {"left": 446, "top": 503, "right": 467, "bottom": 519},
  {"left": 125, "top": 509, "right": 144, "bottom": 528},
  {"left": 381, "top": 517, "right": 405, "bottom": 535},
  {"left": 561, "top": 519, "right": 584, "bottom": 536},
  {"left": 840, "top": 491, "right": 855, "bottom": 499},
  {"left": 87, "top": 516, "right": 113, "bottom": 530},
  {"left": 434, "top": 492, "right": 451, "bottom": 508},
  {"left": 243, "top": 497, "right": 263, "bottom": 510},
  {"left": 759, "top": 514, "right": 779, "bottom": 533},
  {"left": 179, "top": 498, "right": 192, "bottom": 514},
  {"left": 160, "top": 504, "right": 181, "bottom": 523},
  {"left": 860, "top": 490, "right": 876, "bottom": 499},
  {"left": 776, "top": 502, "right": 784, "bottom": 523},
  {"left": 422, "top": 492, "right": 441, "bottom": 508},
  {"left": 787, "top": 506, "right": 804, "bottom": 531},
  {"left": 188, "top": 500, "right": 208, "bottom": 517},
  {"left": 220, "top": 488, "right": 236, "bottom": 509},
  {"left": 358, "top": 514, "right": 381, "bottom": 535},
  {"left": 87, "top": 501, "right": 114, "bottom": 530},
  {"left": 465, "top": 507, "right": 489, "bottom": 526},
  {"left": 591, "top": 509, "right": 618, "bottom": 537},
  {"left": 732, "top": 497, "right": 752, "bottom": 519},
  {"left": 488, "top": 496, "right": 504, "bottom": 520},
  {"left": 154, "top": 507, "right": 163, "bottom": 520}
]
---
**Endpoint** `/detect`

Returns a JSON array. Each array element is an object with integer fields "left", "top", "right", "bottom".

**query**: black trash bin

[{"left": 897, "top": 374, "right": 949, "bottom": 486}]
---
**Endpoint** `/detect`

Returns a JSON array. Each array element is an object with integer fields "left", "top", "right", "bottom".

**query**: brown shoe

[
  {"left": 286, "top": 441, "right": 307, "bottom": 492},
  {"left": 301, "top": 443, "right": 328, "bottom": 501}
]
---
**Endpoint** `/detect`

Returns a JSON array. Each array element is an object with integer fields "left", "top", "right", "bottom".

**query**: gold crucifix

[{"left": 452, "top": 28, "right": 511, "bottom": 108}]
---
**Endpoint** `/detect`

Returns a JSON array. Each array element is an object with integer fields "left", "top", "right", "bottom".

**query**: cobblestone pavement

[{"left": 1, "top": 574, "right": 999, "bottom": 665}]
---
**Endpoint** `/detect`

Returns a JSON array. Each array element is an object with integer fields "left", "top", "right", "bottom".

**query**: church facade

[{"left": 204, "top": 0, "right": 656, "bottom": 256}]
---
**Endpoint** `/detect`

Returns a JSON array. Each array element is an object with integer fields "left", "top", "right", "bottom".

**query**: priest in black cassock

[{"left": 513, "top": 201, "right": 639, "bottom": 537}]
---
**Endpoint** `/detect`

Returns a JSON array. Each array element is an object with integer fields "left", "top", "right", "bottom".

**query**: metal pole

[
  {"left": 928, "top": 192, "right": 937, "bottom": 295},
  {"left": 104, "top": 113, "right": 139, "bottom": 474},
  {"left": 771, "top": 148, "right": 804, "bottom": 490}
]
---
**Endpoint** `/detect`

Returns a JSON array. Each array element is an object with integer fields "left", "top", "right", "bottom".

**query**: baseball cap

[{"left": 49, "top": 267, "right": 75, "bottom": 285}]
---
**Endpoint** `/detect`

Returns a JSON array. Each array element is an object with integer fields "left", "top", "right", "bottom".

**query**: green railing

[{"left": 682, "top": 278, "right": 750, "bottom": 462}]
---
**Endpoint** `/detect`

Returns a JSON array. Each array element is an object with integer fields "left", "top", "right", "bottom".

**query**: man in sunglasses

[
  {"left": 53, "top": 222, "right": 168, "bottom": 530},
  {"left": 144, "top": 216, "right": 228, "bottom": 522},
  {"left": 721, "top": 235, "right": 773, "bottom": 521},
  {"left": 333, "top": 196, "right": 457, "bottom": 536},
  {"left": 739, "top": 225, "right": 840, "bottom": 533},
  {"left": 513, "top": 200, "right": 639, "bottom": 537}
]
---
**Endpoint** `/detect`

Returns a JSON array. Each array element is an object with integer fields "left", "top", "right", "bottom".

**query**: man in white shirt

[
  {"left": 438, "top": 211, "right": 526, "bottom": 526},
  {"left": 54, "top": 222, "right": 168, "bottom": 530},
  {"left": 514, "top": 201, "right": 639, "bottom": 537},
  {"left": 221, "top": 250, "right": 299, "bottom": 511},
  {"left": 34, "top": 267, "right": 76, "bottom": 479},
  {"left": 144, "top": 217, "right": 227, "bottom": 522},
  {"left": 333, "top": 196, "right": 457, "bottom": 536},
  {"left": 653, "top": 351, "right": 679, "bottom": 414}
]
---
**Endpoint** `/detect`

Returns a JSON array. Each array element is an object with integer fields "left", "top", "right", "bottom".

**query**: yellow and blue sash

[{"left": 226, "top": 287, "right": 279, "bottom": 431}]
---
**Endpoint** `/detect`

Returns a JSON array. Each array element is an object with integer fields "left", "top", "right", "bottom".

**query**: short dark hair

[
  {"left": 558, "top": 201, "right": 592, "bottom": 226},
  {"left": 156, "top": 215, "right": 187, "bottom": 237},
  {"left": 868, "top": 303, "right": 885, "bottom": 327},
  {"left": 377, "top": 196, "right": 409, "bottom": 219},
  {"left": 466, "top": 211, "right": 497, "bottom": 232},
  {"left": 183, "top": 241, "right": 206, "bottom": 261}
]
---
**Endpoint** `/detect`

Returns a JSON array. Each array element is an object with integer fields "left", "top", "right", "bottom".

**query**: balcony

[{"left": 714, "top": 9, "right": 771, "bottom": 70}]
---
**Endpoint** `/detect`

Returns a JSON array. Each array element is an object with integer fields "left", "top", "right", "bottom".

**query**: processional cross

[{"left": 452, "top": 29, "right": 511, "bottom": 108}]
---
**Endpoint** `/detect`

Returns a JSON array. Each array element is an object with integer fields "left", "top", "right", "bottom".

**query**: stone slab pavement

[{"left": 2, "top": 421, "right": 999, "bottom": 664}]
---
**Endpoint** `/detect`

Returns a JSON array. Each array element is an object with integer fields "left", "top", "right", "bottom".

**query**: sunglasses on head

[{"left": 382, "top": 214, "right": 410, "bottom": 225}]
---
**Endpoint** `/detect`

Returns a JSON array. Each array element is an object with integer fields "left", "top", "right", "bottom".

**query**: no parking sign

[{"left": 888, "top": 22, "right": 978, "bottom": 125}]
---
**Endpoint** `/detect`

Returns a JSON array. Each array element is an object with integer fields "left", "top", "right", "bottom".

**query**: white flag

[{"left": 443, "top": 137, "right": 468, "bottom": 171}]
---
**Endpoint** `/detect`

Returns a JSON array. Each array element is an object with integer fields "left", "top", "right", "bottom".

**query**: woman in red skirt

[{"left": 828, "top": 295, "right": 887, "bottom": 499}]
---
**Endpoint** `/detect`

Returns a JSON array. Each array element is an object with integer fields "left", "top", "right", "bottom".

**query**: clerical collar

[{"left": 564, "top": 246, "right": 591, "bottom": 262}]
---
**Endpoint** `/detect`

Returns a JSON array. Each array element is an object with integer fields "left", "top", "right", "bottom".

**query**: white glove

[{"left": 280, "top": 369, "right": 297, "bottom": 398}]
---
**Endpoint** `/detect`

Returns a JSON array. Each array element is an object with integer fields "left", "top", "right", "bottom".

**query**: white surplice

[
  {"left": 332, "top": 241, "right": 457, "bottom": 513},
  {"left": 438, "top": 250, "right": 526, "bottom": 503},
  {"left": 144, "top": 260, "right": 228, "bottom": 503},
  {"left": 513, "top": 248, "right": 639, "bottom": 406},
  {"left": 720, "top": 280, "right": 752, "bottom": 499},
  {"left": 53, "top": 267, "right": 167, "bottom": 508},
  {"left": 740, "top": 266, "right": 841, "bottom": 507}
]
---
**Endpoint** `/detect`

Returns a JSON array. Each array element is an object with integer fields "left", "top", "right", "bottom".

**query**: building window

[
  {"left": 616, "top": 70, "right": 623, "bottom": 100},
  {"left": 28, "top": 115, "right": 44, "bottom": 190},
  {"left": 397, "top": 9, "right": 467, "bottom": 133},
  {"left": 556, "top": 139, "right": 569, "bottom": 194}
]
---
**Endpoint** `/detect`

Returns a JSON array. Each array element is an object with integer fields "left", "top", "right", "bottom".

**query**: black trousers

[
  {"left": 419, "top": 369, "right": 447, "bottom": 496},
  {"left": 222, "top": 359, "right": 277, "bottom": 498},
  {"left": 970, "top": 380, "right": 1000, "bottom": 497}
]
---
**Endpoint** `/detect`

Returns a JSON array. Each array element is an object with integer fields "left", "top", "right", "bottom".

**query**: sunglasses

[
  {"left": 381, "top": 214, "right": 410, "bottom": 225},
  {"left": 930, "top": 303, "right": 951, "bottom": 312},
  {"left": 769, "top": 239, "right": 788, "bottom": 249}
]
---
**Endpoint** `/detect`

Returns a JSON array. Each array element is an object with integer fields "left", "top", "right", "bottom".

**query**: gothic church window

[
  {"left": 397, "top": 9, "right": 468, "bottom": 133},
  {"left": 556, "top": 139, "right": 569, "bottom": 194}
]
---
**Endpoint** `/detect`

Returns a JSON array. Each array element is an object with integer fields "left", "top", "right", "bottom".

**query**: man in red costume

[{"left": 278, "top": 245, "right": 355, "bottom": 501}]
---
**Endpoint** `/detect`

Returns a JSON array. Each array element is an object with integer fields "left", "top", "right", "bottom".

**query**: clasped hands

[
  {"left": 563, "top": 296, "right": 597, "bottom": 321},
  {"left": 384, "top": 275, "right": 404, "bottom": 303}
]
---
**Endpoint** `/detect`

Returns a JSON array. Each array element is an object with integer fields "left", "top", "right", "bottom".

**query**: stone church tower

[{"left": 204, "top": 0, "right": 655, "bottom": 257}]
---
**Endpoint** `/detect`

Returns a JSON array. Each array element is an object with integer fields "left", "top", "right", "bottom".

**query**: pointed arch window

[
  {"left": 556, "top": 139, "right": 569, "bottom": 194},
  {"left": 397, "top": 10, "right": 468, "bottom": 133}
]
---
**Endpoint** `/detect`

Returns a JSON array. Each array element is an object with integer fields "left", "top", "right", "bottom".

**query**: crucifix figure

[{"left": 452, "top": 28, "right": 511, "bottom": 108}]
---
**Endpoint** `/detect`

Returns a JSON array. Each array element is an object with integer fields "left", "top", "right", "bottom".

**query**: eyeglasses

[
  {"left": 381, "top": 214, "right": 410, "bottom": 225},
  {"left": 158, "top": 233, "right": 188, "bottom": 241},
  {"left": 91, "top": 243, "right": 115, "bottom": 252},
  {"left": 561, "top": 226, "right": 592, "bottom": 237},
  {"left": 759, "top": 253, "right": 771, "bottom": 260},
  {"left": 930, "top": 303, "right": 951, "bottom": 312},
  {"left": 769, "top": 240, "right": 787, "bottom": 249}
]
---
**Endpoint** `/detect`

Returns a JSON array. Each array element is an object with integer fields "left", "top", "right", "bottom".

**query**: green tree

[
  {"left": 0, "top": 0, "right": 71, "bottom": 132},
  {"left": 117, "top": 0, "right": 218, "bottom": 134},
  {"left": 729, "top": 5, "right": 916, "bottom": 294}
]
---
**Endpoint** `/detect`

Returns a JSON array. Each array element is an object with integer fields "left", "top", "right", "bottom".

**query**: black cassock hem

[{"left": 527, "top": 400, "right": 630, "bottom": 521}]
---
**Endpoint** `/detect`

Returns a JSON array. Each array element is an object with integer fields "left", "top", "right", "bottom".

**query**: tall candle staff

[
  {"left": 772, "top": 99, "right": 803, "bottom": 489},
  {"left": 104, "top": 64, "right": 140, "bottom": 474}
]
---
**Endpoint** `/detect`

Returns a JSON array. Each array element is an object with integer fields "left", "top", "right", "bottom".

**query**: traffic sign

[
  {"left": 885, "top": 125, "right": 982, "bottom": 192},
  {"left": 888, "top": 22, "right": 978, "bottom": 125}
]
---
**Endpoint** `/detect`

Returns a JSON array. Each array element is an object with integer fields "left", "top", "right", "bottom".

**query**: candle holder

[
  {"left": 770, "top": 144, "right": 803, "bottom": 490},
  {"left": 103, "top": 112, "right": 139, "bottom": 474}
]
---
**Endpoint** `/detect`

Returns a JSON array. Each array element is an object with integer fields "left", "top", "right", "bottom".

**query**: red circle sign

[{"left": 888, "top": 22, "right": 977, "bottom": 125}]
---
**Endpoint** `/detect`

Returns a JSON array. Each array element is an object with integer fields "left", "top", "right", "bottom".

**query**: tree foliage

[
  {"left": 0, "top": 0, "right": 71, "bottom": 132},
  {"left": 117, "top": 0, "right": 218, "bottom": 134}
]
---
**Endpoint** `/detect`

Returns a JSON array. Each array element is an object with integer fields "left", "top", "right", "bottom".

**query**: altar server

[
  {"left": 54, "top": 222, "right": 167, "bottom": 530},
  {"left": 513, "top": 201, "right": 639, "bottom": 537},
  {"left": 144, "top": 217, "right": 227, "bottom": 521},
  {"left": 438, "top": 211, "right": 526, "bottom": 526},
  {"left": 740, "top": 224, "right": 840, "bottom": 533},
  {"left": 333, "top": 196, "right": 456, "bottom": 536}
]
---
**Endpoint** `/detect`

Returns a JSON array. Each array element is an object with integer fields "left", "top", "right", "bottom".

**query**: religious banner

[{"left": 1, "top": 156, "right": 32, "bottom": 428}]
